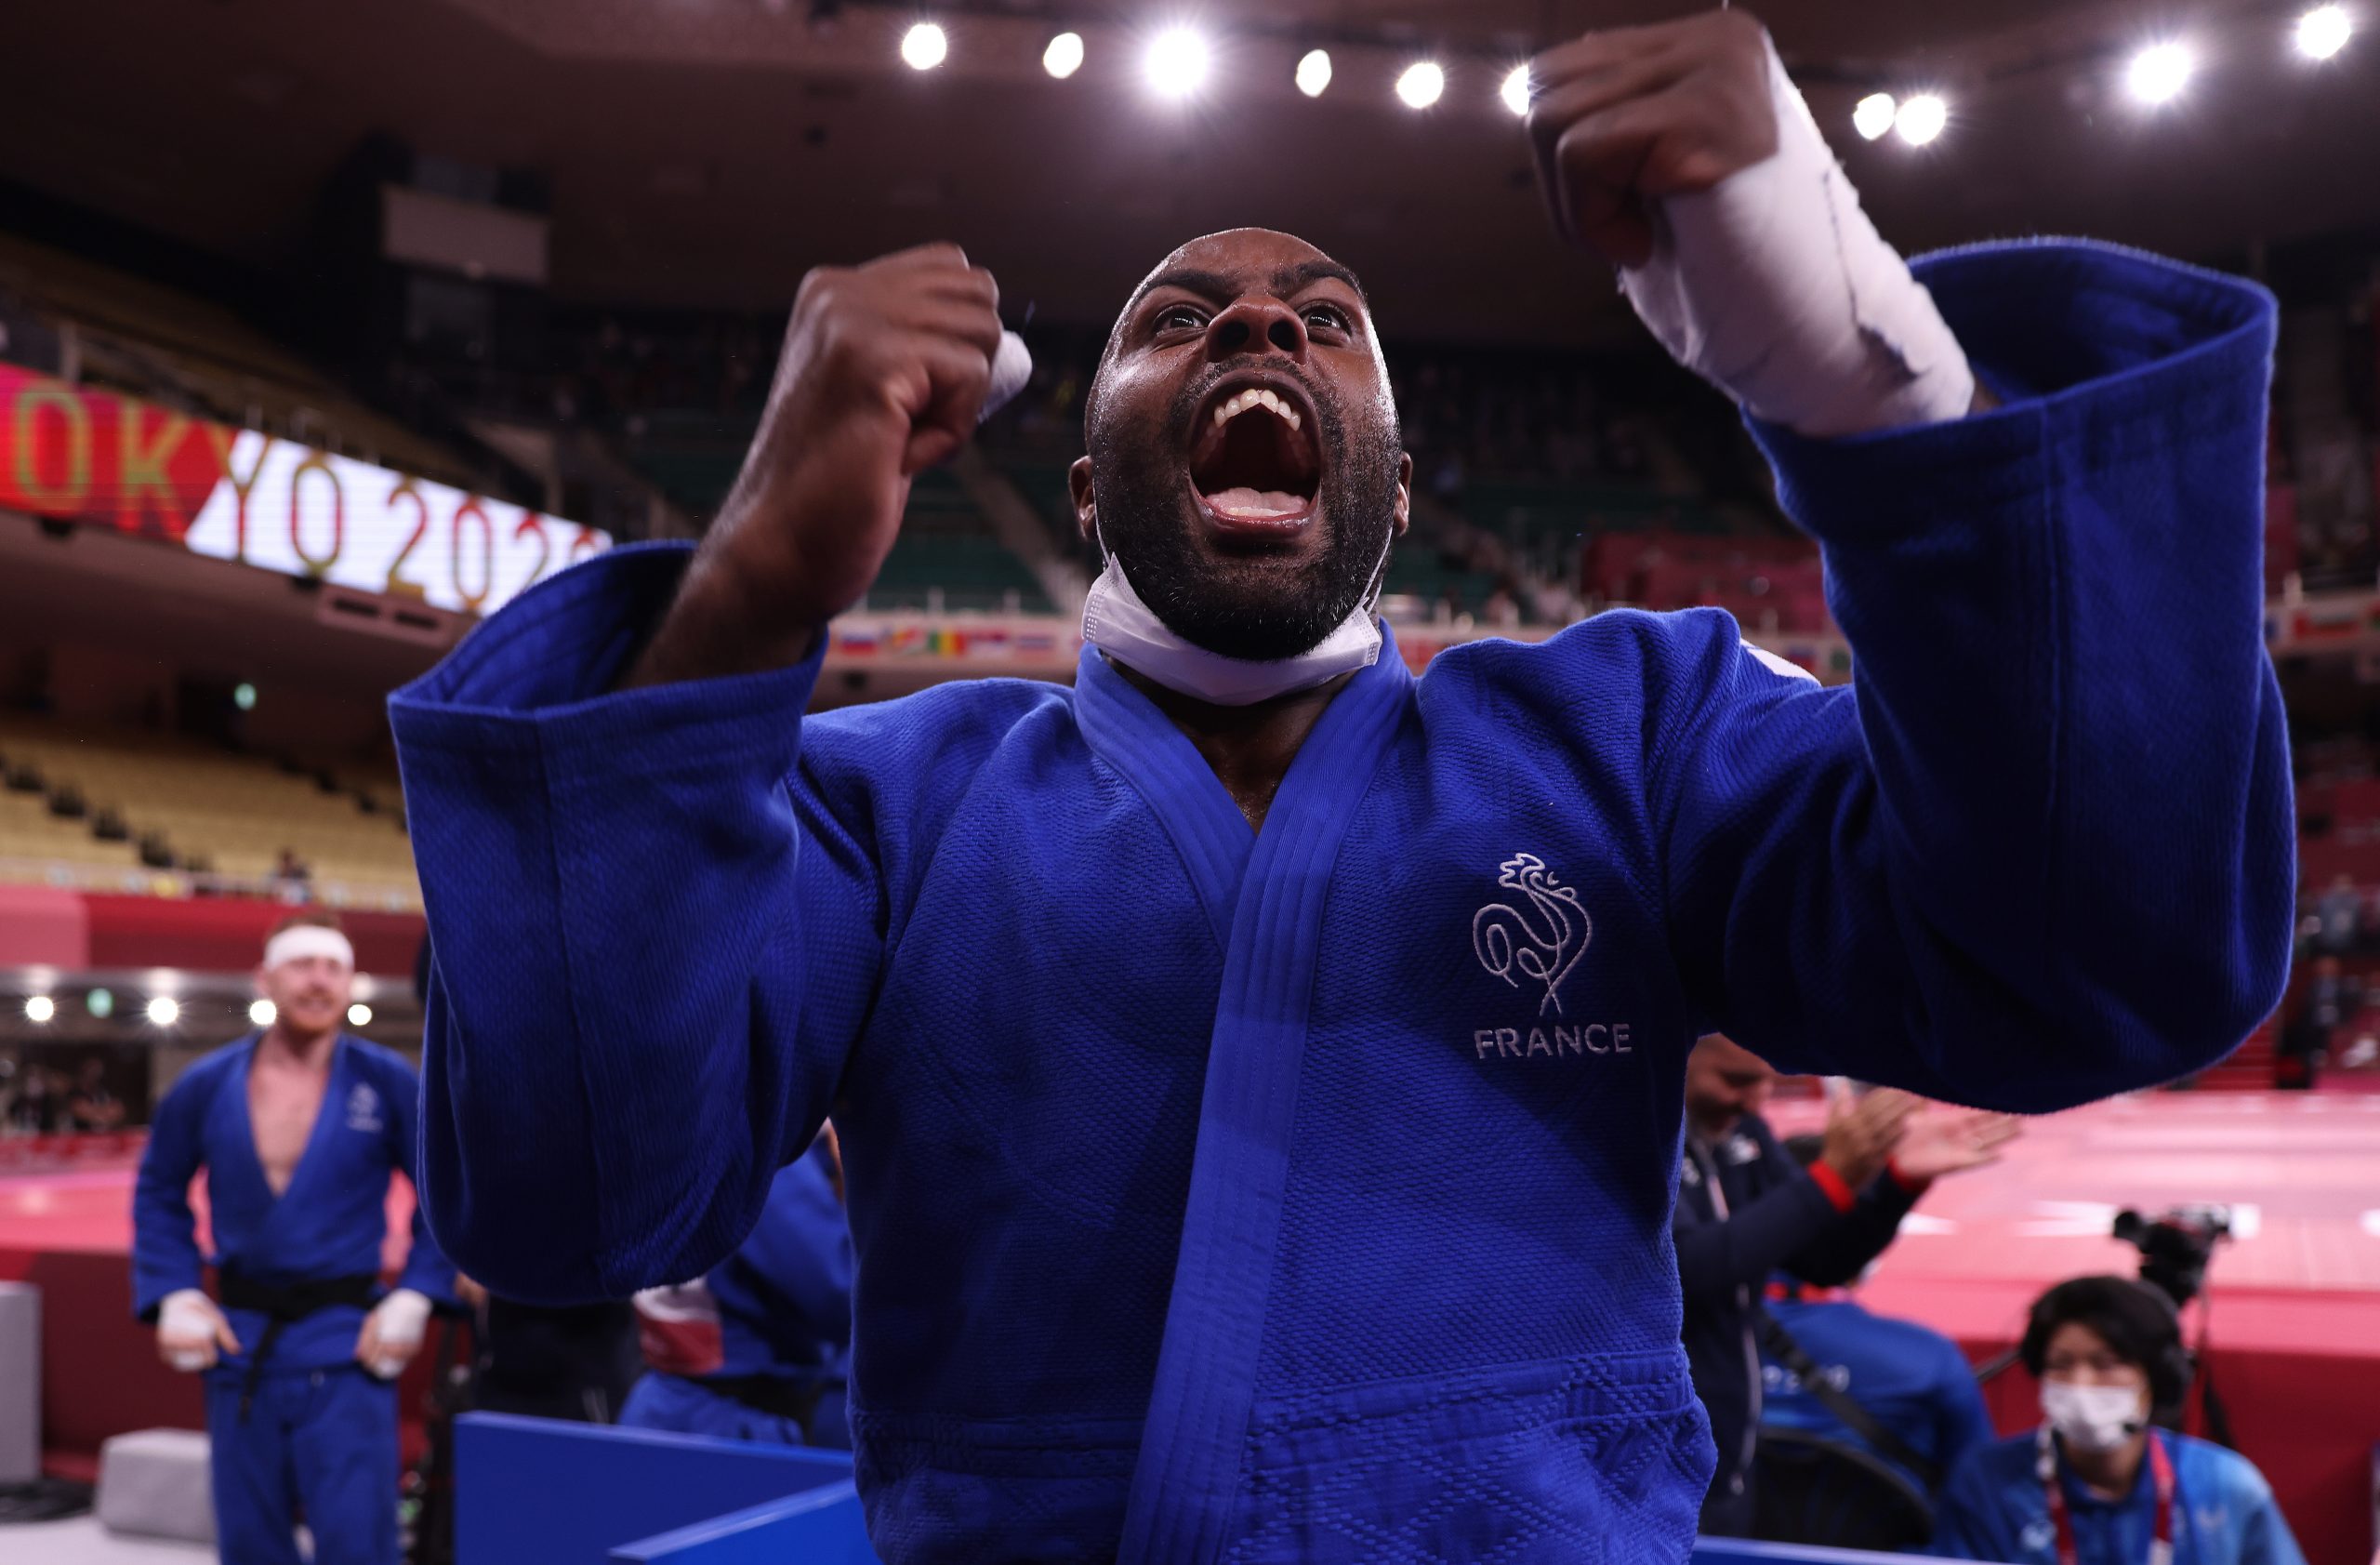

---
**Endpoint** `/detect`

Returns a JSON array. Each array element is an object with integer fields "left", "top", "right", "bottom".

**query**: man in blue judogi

[
  {"left": 133, "top": 915, "right": 455, "bottom": 1565},
  {"left": 621, "top": 1131, "right": 854, "bottom": 1449},
  {"left": 390, "top": 11, "right": 2293, "bottom": 1562}
]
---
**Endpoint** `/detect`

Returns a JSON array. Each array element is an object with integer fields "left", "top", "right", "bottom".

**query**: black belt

[
  {"left": 217, "top": 1267, "right": 380, "bottom": 1422},
  {"left": 705, "top": 1373, "right": 840, "bottom": 1442}
]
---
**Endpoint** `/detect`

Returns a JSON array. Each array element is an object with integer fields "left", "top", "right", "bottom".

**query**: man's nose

[{"left": 1205, "top": 296, "right": 1308, "bottom": 364}]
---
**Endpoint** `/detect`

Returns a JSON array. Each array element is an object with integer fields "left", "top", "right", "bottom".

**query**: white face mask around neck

[{"left": 1080, "top": 538, "right": 1388, "bottom": 708}]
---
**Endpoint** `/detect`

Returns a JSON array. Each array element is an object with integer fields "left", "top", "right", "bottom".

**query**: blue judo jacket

[
  {"left": 132, "top": 1034, "right": 455, "bottom": 1378},
  {"left": 390, "top": 242, "right": 2294, "bottom": 1565}
]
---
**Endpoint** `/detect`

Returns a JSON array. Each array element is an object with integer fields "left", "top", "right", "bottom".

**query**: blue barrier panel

[
  {"left": 455, "top": 1412, "right": 855, "bottom": 1564},
  {"left": 1695, "top": 1539, "right": 1953, "bottom": 1565},
  {"left": 611, "top": 1480, "right": 878, "bottom": 1564}
]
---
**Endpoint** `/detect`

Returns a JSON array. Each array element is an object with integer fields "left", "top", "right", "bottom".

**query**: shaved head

[
  {"left": 1069, "top": 228, "right": 1409, "bottom": 663},
  {"left": 1684, "top": 1034, "right": 1778, "bottom": 1138}
]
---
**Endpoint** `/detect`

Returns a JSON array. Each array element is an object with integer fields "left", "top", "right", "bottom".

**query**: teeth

[{"left": 1209, "top": 388, "right": 1302, "bottom": 432}]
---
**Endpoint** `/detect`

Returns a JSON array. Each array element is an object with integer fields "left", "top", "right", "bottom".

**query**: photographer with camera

[{"left": 1932, "top": 1276, "right": 2305, "bottom": 1565}]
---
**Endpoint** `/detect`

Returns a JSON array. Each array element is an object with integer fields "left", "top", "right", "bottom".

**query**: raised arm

[
  {"left": 1521, "top": 9, "right": 2291, "bottom": 1105},
  {"left": 391, "top": 246, "right": 1005, "bottom": 1305},
  {"left": 1654, "top": 243, "right": 2292, "bottom": 1107}
]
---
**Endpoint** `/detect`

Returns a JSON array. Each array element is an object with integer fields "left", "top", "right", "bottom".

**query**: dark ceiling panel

[{"left": 0, "top": 0, "right": 2371, "bottom": 345}]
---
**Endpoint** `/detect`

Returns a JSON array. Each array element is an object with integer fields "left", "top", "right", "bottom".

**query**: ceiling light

[
  {"left": 1853, "top": 92, "right": 1897, "bottom": 140},
  {"left": 86, "top": 988, "right": 113, "bottom": 1019},
  {"left": 23, "top": 995, "right": 54, "bottom": 1023},
  {"left": 348, "top": 1003, "right": 374, "bottom": 1027},
  {"left": 1295, "top": 48, "right": 1332, "bottom": 98},
  {"left": 1043, "top": 31, "right": 1083, "bottom": 79},
  {"left": 1395, "top": 60, "right": 1445, "bottom": 110},
  {"left": 1144, "top": 27, "right": 1210, "bottom": 99},
  {"left": 1501, "top": 64, "right": 1531, "bottom": 116},
  {"left": 900, "top": 22, "right": 947, "bottom": 71},
  {"left": 250, "top": 998, "right": 277, "bottom": 1028},
  {"left": 2125, "top": 41, "right": 2195, "bottom": 105},
  {"left": 146, "top": 996, "right": 180, "bottom": 1026},
  {"left": 2297, "top": 5, "right": 2353, "bottom": 58},
  {"left": 1895, "top": 94, "right": 1948, "bottom": 145}
]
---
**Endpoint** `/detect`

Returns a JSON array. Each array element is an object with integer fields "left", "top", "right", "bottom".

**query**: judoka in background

[
  {"left": 622, "top": 1127, "right": 855, "bottom": 1449},
  {"left": 132, "top": 913, "right": 455, "bottom": 1565}
]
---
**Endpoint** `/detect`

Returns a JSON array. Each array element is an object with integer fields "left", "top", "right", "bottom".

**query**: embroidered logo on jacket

[
  {"left": 1472, "top": 852, "right": 1592, "bottom": 1016},
  {"left": 345, "top": 1082, "right": 383, "bottom": 1134}
]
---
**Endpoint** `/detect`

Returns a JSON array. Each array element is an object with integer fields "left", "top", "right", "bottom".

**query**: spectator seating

[
  {"left": 1582, "top": 528, "right": 1831, "bottom": 632},
  {"left": 0, "top": 780, "right": 145, "bottom": 875},
  {"left": 866, "top": 471, "right": 1053, "bottom": 614},
  {"left": 1459, "top": 476, "right": 1730, "bottom": 558},
  {"left": 0, "top": 715, "right": 416, "bottom": 907},
  {"left": 634, "top": 428, "right": 1052, "bottom": 614},
  {"left": 0, "top": 231, "right": 486, "bottom": 494},
  {"left": 997, "top": 459, "right": 1089, "bottom": 556}
]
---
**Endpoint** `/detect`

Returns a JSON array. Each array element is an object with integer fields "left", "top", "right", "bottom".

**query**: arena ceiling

[{"left": 3, "top": 0, "right": 2376, "bottom": 345}]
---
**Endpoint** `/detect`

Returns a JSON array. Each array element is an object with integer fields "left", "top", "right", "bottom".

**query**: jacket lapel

[{"left": 1110, "top": 626, "right": 1415, "bottom": 1565}]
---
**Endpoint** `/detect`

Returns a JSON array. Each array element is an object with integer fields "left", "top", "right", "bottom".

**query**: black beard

[{"left": 1088, "top": 372, "right": 1402, "bottom": 663}]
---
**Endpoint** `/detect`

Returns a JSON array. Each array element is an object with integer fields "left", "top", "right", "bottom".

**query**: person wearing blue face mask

[{"left": 1932, "top": 1277, "right": 2305, "bottom": 1565}]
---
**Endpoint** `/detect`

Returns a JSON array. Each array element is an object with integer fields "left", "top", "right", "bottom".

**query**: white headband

[{"left": 263, "top": 925, "right": 355, "bottom": 973}]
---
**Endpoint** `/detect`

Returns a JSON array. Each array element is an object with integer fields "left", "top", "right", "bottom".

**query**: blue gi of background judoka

[
  {"left": 387, "top": 17, "right": 2294, "bottom": 1565},
  {"left": 1758, "top": 1284, "right": 1995, "bottom": 1495},
  {"left": 132, "top": 919, "right": 454, "bottom": 1565},
  {"left": 620, "top": 1134, "right": 854, "bottom": 1449}
]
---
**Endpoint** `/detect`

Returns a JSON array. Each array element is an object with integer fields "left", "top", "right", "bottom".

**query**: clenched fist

[
  {"left": 1527, "top": 8, "right": 1778, "bottom": 269},
  {"left": 628, "top": 244, "right": 1004, "bottom": 687}
]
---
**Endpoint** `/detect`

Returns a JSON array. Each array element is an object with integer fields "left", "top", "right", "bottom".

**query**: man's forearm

[{"left": 622, "top": 541, "right": 824, "bottom": 690}]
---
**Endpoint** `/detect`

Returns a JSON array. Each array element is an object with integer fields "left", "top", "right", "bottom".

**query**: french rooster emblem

[{"left": 1472, "top": 853, "right": 1592, "bottom": 1016}]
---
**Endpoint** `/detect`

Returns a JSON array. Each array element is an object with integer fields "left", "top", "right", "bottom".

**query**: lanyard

[{"left": 2037, "top": 1424, "right": 2175, "bottom": 1565}]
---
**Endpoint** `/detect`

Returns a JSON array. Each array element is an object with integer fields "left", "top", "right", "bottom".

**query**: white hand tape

[
  {"left": 159, "top": 1289, "right": 218, "bottom": 1336},
  {"left": 1620, "top": 40, "right": 1975, "bottom": 438},
  {"left": 978, "top": 330, "right": 1034, "bottom": 427},
  {"left": 159, "top": 1289, "right": 220, "bottom": 1372},
  {"left": 368, "top": 1288, "right": 432, "bottom": 1350}
]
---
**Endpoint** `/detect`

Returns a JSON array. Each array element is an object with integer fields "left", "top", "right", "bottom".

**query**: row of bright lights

[
  {"left": 899, "top": 21, "right": 1540, "bottom": 115},
  {"left": 897, "top": 7, "right": 2356, "bottom": 140},
  {"left": 20, "top": 994, "right": 372, "bottom": 1027},
  {"left": 1848, "top": 6, "right": 2352, "bottom": 144}
]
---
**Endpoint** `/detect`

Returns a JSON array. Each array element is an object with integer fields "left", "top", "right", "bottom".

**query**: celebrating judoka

[
  {"left": 132, "top": 914, "right": 455, "bottom": 1565},
  {"left": 392, "top": 10, "right": 2292, "bottom": 1563}
]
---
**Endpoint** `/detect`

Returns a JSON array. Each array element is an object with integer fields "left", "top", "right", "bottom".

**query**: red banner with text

[{"left": 0, "top": 363, "right": 607, "bottom": 615}]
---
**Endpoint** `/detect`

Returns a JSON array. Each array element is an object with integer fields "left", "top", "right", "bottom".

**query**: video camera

[{"left": 2112, "top": 1204, "right": 2231, "bottom": 1308}]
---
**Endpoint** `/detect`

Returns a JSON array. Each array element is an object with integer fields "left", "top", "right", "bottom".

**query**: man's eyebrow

[
  {"left": 1271, "top": 259, "right": 1368, "bottom": 305},
  {"left": 1123, "top": 259, "right": 1371, "bottom": 320},
  {"left": 1124, "top": 268, "right": 1237, "bottom": 316}
]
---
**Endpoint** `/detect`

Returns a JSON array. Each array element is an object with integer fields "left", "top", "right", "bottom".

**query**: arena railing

[{"left": 0, "top": 856, "right": 420, "bottom": 913}]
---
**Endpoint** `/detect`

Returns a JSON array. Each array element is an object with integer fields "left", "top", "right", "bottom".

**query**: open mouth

[{"left": 1187, "top": 381, "right": 1323, "bottom": 535}]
